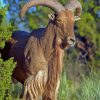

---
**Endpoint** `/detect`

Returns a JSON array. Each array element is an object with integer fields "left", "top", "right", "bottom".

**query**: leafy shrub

[
  {"left": 0, "top": 5, "right": 16, "bottom": 100},
  {"left": 0, "top": 58, "right": 16, "bottom": 100}
]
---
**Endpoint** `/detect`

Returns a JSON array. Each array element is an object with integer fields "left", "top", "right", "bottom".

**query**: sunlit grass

[
  {"left": 76, "top": 71, "right": 100, "bottom": 100},
  {"left": 58, "top": 70, "right": 79, "bottom": 100},
  {"left": 58, "top": 70, "right": 100, "bottom": 100}
]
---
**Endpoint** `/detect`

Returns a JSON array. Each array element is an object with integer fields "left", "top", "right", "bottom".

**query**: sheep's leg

[{"left": 23, "top": 70, "right": 47, "bottom": 100}]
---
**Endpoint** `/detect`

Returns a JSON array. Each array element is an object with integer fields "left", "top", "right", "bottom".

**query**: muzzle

[{"left": 67, "top": 36, "right": 76, "bottom": 47}]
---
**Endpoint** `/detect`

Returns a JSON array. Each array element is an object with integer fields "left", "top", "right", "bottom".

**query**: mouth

[
  {"left": 60, "top": 37, "right": 76, "bottom": 49},
  {"left": 67, "top": 41, "right": 76, "bottom": 47}
]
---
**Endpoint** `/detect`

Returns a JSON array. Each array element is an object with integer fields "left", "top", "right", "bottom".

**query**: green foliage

[
  {"left": 27, "top": 6, "right": 52, "bottom": 29},
  {"left": 0, "top": 6, "right": 16, "bottom": 100},
  {"left": 76, "top": 0, "right": 100, "bottom": 68},
  {"left": 76, "top": 13, "right": 96, "bottom": 36},
  {"left": 0, "top": 58, "right": 16, "bottom": 100},
  {"left": 0, "top": 6, "right": 17, "bottom": 48},
  {"left": 76, "top": 0, "right": 100, "bottom": 43}
]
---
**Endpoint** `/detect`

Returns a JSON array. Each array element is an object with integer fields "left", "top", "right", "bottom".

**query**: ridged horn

[
  {"left": 20, "top": 0, "right": 65, "bottom": 19},
  {"left": 65, "top": 0, "right": 82, "bottom": 16}
]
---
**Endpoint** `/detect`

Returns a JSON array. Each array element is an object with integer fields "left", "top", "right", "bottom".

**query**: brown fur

[{"left": 4, "top": 10, "right": 75, "bottom": 100}]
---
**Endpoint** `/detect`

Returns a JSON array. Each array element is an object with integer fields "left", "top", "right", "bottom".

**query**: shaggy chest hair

[
  {"left": 24, "top": 22, "right": 64, "bottom": 76},
  {"left": 24, "top": 36, "right": 64, "bottom": 97}
]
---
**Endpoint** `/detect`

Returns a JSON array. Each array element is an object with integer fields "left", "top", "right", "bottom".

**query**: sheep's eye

[{"left": 57, "top": 19, "right": 62, "bottom": 23}]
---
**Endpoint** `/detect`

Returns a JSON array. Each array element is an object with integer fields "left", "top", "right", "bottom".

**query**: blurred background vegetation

[{"left": 0, "top": 0, "right": 100, "bottom": 100}]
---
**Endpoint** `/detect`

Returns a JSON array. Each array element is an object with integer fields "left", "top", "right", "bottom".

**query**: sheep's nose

[{"left": 67, "top": 37, "right": 76, "bottom": 47}]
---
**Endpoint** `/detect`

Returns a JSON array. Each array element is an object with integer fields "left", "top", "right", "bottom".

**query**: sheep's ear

[
  {"left": 74, "top": 16, "right": 81, "bottom": 21},
  {"left": 48, "top": 13, "right": 55, "bottom": 20}
]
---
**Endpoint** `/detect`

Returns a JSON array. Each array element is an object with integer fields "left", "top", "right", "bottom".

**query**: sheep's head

[
  {"left": 49, "top": 10, "right": 76, "bottom": 48},
  {"left": 20, "top": 0, "right": 82, "bottom": 48}
]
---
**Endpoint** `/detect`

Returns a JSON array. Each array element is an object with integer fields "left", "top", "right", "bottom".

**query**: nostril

[
  {"left": 70, "top": 38, "right": 75, "bottom": 43},
  {"left": 67, "top": 37, "right": 76, "bottom": 46}
]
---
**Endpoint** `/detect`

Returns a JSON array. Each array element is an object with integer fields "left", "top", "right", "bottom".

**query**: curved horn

[
  {"left": 20, "top": 0, "right": 65, "bottom": 19},
  {"left": 65, "top": 0, "right": 82, "bottom": 16}
]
